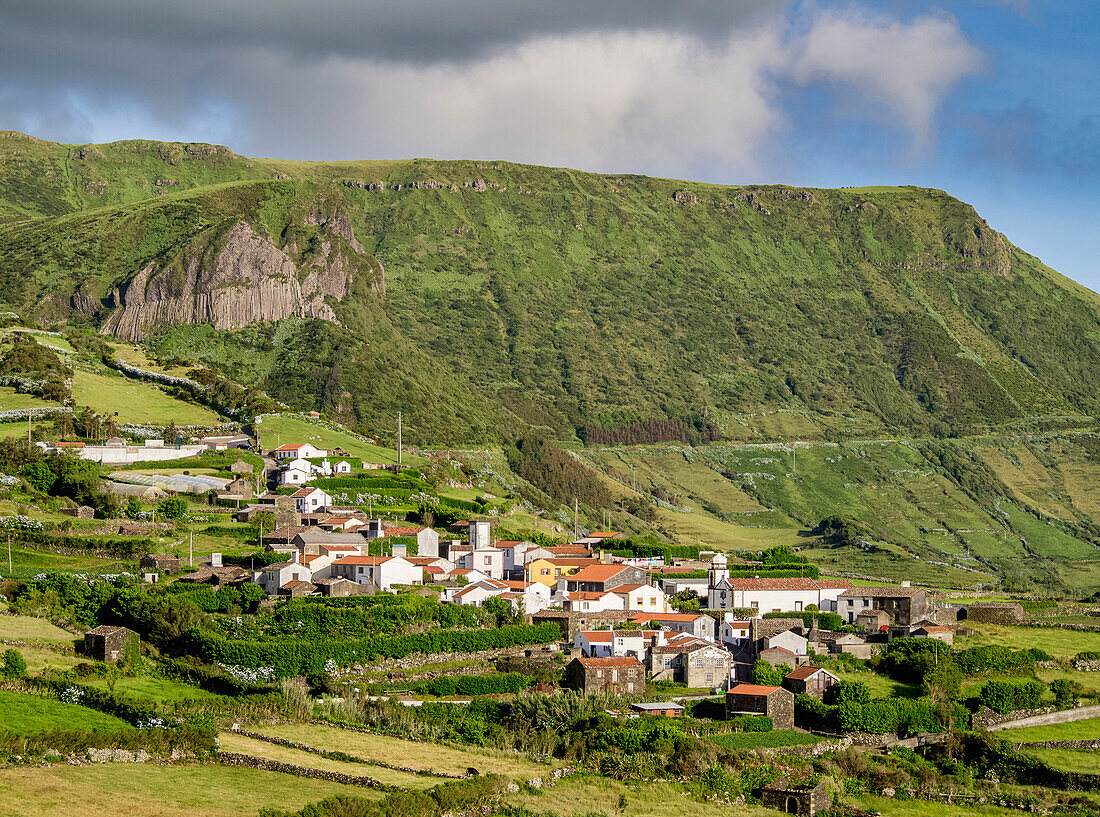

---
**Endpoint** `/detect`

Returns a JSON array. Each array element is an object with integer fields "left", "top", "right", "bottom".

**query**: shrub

[
  {"left": 0, "top": 649, "right": 26, "bottom": 679},
  {"left": 979, "top": 678, "right": 1045, "bottom": 714},
  {"left": 156, "top": 497, "right": 189, "bottom": 519}
]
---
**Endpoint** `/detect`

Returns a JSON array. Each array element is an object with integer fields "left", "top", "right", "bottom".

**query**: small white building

[
  {"left": 291, "top": 487, "right": 332, "bottom": 514},
  {"left": 331, "top": 555, "right": 421, "bottom": 592},
  {"left": 455, "top": 547, "right": 504, "bottom": 581},
  {"left": 720, "top": 616, "right": 752, "bottom": 648},
  {"left": 273, "top": 443, "right": 329, "bottom": 460},
  {"left": 255, "top": 554, "right": 313, "bottom": 594},
  {"left": 333, "top": 460, "right": 352, "bottom": 475},
  {"left": 559, "top": 590, "right": 625, "bottom": 612},
  {"left": 611, "top": 583, "right": 669, "bottom": 614},
  {"left": 494, "top": 540, "right": 535, "bottom": 578}
]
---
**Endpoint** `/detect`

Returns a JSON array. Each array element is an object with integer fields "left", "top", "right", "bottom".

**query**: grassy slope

[
  {"left": 256, "top": 414, "right": 422, "bottom": 465},
  {"left": 0, "top": 690, "right": 130, "bottom": 735},
  {"left": 0, "top": 762, "right": 373, "bottom": 817},
  {"left": 1000, "top": 716, "right": 1100, "bottom": 743},
  {"left": 2, "top": 133, "right": 1100, "bottom": 447},
  {"left": 70, "top": 370, "right": 220, "bottom": 425}
]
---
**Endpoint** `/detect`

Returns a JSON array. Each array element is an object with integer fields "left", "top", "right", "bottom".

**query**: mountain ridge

[{"left": 0, "top": 131, "right": 1098, "bottom": 447}]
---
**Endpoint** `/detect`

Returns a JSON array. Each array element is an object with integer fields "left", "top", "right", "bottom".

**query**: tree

[
  {"left": 21, "top": 460, "right": 56, "bottom": 493},
  {"left": 164, "top": 421, "right": 179, "bottom": 445},
  {"left": 752, "top": 660, "right": 781, "bottom": 686},
  {"left": 0, "top": 648, "right": 26, "bottom": 679},
  {"left": 157, "top": 497, "right": 189, "bottom": 519},
  {"left": 125, "top": 498, "right": 143, "bottom": 519}
]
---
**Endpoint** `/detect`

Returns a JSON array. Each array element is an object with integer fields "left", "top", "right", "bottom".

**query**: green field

[
  {"left": 0, "top": 611, "right": 76, "bottom": 643},
  {"left": 256, "top": 414, "right": 423, "bottom": 464},
  {"left": 0, "top": 761, "right": 373, "bottom": 817},
  {"left": 254, "top": 722, "right": 551, "bottom": 778},
  {"left": 0, "top": 542, "right": 138, "bottom": 580},
  {"left": 69, "top": 369, "right": 219, "bottom": 425},
  {"left": 956, "top": 622, "right": 1100, "bottom": 658},
  {"left": 217, "top": 731, "right": 436, "bottom": 789},
  {"left": 1000, "top": 716, "right": 1100, "bottom": 743},
  {"left": 1024, "top": 747, "right": 1100, "bottom": 774},
  {"left": 0, "top": 385, "right": 58, "bottom": 412},
  {"left": 852, "top": 793, "right": 1043, "bottom": 817},
  {"left": 0, "top": 689, "right": 130, "bottom": 735},
  {"left": 502, "top": 776, "right": 775, "bottom": 817},
  {"left": 708, "top": 730, "right": 821, "bottom": 750}
]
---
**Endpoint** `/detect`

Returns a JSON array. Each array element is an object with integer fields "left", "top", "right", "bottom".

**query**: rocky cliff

[{"left": 101, "top": 217, "right": 382, "bottom": 342}]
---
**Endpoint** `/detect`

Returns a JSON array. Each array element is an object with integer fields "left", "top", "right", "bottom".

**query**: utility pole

[
  {"left": 189, "top": 530, "right": 193, "bottom": 567},
  {"left": 632, "top": 467, "right": 637, "bottom": 493},
  {"left": 7, "top": 535, "right": 11, "bottom": 575},
  {"left": 397, "top": 411, "right": 402, "bottom": 469},
  {"left": 573, "top": 497, "right": 579, "bottom": 542},
  {"left": 792, "top": 444, "right": 796, "bottom": 477}
]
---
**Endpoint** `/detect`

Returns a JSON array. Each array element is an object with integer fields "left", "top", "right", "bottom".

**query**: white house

[
  {"left": 559, "top": 590, "right": 625, "bottom": 612},
  {"left": 331, "top": 555, "right": 422, "bottom": 592},
  {"left": 494, "top": 540, "right": 535, "bottom": 578},
  {"left": 574, "top": 629, "right": 665, "bottom": 660},
  {"left": 255, "top": 554, "right": 313, "bottom": 594},
  {"left": 291, "top": 487, "right": 332, "bottom": 514},
  {"left": 720, "top": 616, "right": 752, "bottom": 648},
  {"left": 384, "top": 526, "right": 441, "bottom": 558},
  {"left": 300, "top": 553, "right": 335, "bottom": 580},
  {"left": 333, "top": 460, "right": 352, "bottom": 475},
  {"left": 273, "top": 443, "right": 328, "bottom": 460},
  {"left": 760, "top": 629, "right": 808, "bottom": 660},
  {"left": 455, "top": 547, "right": 504, "bottom": 581},
  {"left": 610, "top": 583, "right": 669, "bottom": 614},
  {"left": 629, "top": 612, "right": 716, "bottom": 641},
  {"left": 451, "top": 579, "right": 509, "bottom": 606}
]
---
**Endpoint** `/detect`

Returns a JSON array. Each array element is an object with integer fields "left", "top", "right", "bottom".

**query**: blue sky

[{"left": 0, "top": 0, "right": 1096, "bottom": 288}]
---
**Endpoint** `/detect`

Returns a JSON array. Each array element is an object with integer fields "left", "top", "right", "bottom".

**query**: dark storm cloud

[{"left": 0, "top": 1, "right": 781, "bottom": 65}]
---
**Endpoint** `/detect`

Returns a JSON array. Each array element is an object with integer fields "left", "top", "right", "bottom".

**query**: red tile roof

[
  {"left": 578, "top": 631, "right": 614, "bottom": 642},
  {"left": 334, "top": 555, "right": 395, "bottom": 566},
  {"left": 385, "top": 526, "right": 427, "bottom": 537},
  {"left": 630, "top": 612, "right": 705, "bottom": 623},
  {"left": 568, "top": 564, "right": 631, "bottom": 583},
  {"left": 784, "top": 665, "right": 835, "bottom": 681},
  {"left": 587, "top": 532, "right": 620, "bottom": 538},
  {"left": 291, "top": 487, "right": 323, "bottom": 498},
  {"left": 727, "top": 578, "right": 822, "bottom": 591},
  {"left": 275, "top": 443, "right": 310, "bottom": 451},
  {"left": 576, "top": 656, "right": 643, "bottom": 668},
  {"left": 727, "top": 683, "right": 781, "bottom": 696}
]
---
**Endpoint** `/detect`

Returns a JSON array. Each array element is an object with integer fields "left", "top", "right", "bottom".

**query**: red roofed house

[
  {"left": 781, "top": 665, "right": 839, "bottom": 700},
  {"left": 628, "top": 612, "right": 716, "bottom": 641},
  {"left": 291, "top": 487, "right": 332, "bottom": 514},
  {"left": 610, "top": 583, "right": 669, "bottom": 613},
  {"left": 565, "top": 564, "right": 648, "bottom": 593},
  {"left": 273, "top": 442, "right": 328, "bottom": 460},
  {"left": 331, "top": 555, "right": 421, "bottom": 592},
  {"left": 563, "top": 656, "right": 644, "bottom": 694},
  {"left": 725, "top": 683, "right": 795, "bottom": 729}
]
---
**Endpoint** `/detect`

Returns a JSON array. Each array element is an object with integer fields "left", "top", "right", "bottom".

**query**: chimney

[
  {"left": 901, "top": 580, "right": 911, "bottom": 588},
  {"left": 210, "top": 552, "right": 222, "bottom": 567}
]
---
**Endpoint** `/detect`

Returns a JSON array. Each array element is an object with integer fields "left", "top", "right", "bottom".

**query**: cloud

[
  {"left": 0, "top": 2, "right": 985, "bottom": 176},
  {"left": 787, "top": 7, "right": 985, "bottom": 151}
]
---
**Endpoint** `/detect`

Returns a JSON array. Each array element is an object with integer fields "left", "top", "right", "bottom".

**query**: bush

[
  {"left": 979, "top": 678, "right": 1046, "bottom": 714},
  {"left": 1, "top": 649, "right": 26, "bottom": 679},
  {"left": 409, "top": 672, "right": 532, "bottom": 697},
  {"left": 157, "top": 497, "right": 189, "bottom": 519}
]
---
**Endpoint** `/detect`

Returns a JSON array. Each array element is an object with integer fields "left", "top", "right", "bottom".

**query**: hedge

[
  {"left": 189, "top": 622, "right": 562, "bottom": 677},
  {"left": 404, "top": 672, "right": 532, "bottom": 697},
  {"left": 980, "top": 678, "right": 1046, "bottom": 714},
  {"left": 727, "top": 714, "right": 772, "bottom": 733}
]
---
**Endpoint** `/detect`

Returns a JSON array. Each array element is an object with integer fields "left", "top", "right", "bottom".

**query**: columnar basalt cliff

[{"left": 101, "top": 217, "right": 383, "bottom": 342}]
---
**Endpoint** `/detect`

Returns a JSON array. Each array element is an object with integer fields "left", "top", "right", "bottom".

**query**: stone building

[
  {"left": 761, "top": 779, "right": 832, "bottom": 816},
  {"left": 649, "top": 641, "right": 730, "bottom": 689},
  {"left": 725, "top": 683, "right": 795, "bottom": 729},
  {"left": 84, "top": 625, "right": 135, "bottom": 662},
  {"left": 562, "top": 656, "right": 645, "bottom": 694},
  {"left": 139, "top": 553, "right": 181, "bottom": 573},
  {"left": 781, "top": 665, "right": 839, "bottom": 700},
  {"left": 838, "top": 585, "right": 930, "bottom": 626},
  {"left": 961, "top": 602, "right": 1024, "bottom": 624}
]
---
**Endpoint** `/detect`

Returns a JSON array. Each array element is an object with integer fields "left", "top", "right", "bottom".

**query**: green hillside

[{"left": 1, "top": 131, "right": 1099, "bottom": 448}]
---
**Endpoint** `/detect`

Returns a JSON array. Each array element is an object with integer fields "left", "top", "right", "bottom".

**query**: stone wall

[
  {"left": 217, "top": 751, "right": 398, "bottom": 790},
  {"left": 984, "top": 703, "right": 1100, "bottom": 732},
  {"left": 232, "top": 728, "right": 467, "bottom": 778},
  {"left": 1013, "top": 739, "right": 1100, "bottom": 750}
]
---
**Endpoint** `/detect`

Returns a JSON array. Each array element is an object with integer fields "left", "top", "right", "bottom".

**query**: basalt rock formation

[{"left": 102, "top": 217, "right": 383, "bottom": 342}]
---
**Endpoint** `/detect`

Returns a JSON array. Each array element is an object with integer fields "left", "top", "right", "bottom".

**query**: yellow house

[{"left": 525, "top": 557, "right": 599, "bottom": 587}]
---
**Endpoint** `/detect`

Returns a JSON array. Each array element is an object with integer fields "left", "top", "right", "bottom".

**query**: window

[
  {"left": 706, "top": 673, "right": 713, "bottom": 683},
  {"left": 483, "top": 556, "right": 491, "bottom": 565},
  {"left": 596, "top": 670, "right": 603, "bottom": 678},
  {"left": 555, "top": 568, "right": 561, "bottom": 576},
  {"left": 663, "top": 657, "right": 673, "bottom": 668},
  {"left": 650, "top": 598, "right": 656, "bottom": 605},
  {"left": 795, "top": 601, "right": 803, "bottom": 611},
  {"left": 751, "top": 601, "right": 759, "bottom": 609},
  {"left": 541, "top": 568, "right": 549, "bottom": 576},
  {"left": 715, "top": 658, "right": 724, "bottom": 668},
  {"left": 847, "top": 599, "right": 854, "bottom": 606}
]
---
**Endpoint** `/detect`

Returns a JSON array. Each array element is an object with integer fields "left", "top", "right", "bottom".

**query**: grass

[
  {"left": 0, "top": 761, "right": 375, "bottom": 817},
  {"left": 69, "top": 369, "right": 220, "bottom": 425},
  {"left": 851, "top": 793, "right": 1040, "bottom": 817},
  {"left": 256, "top": 414, "right": 422, "bottom": 465},
  {"left": 253, "top": 722, "right": 553, "bottom": 778},
  {"left": 833, "top": 667, "right": 921, "bottom": 699},
  {"left": 708, "top": 730, "right": 821, "bottom": 750},
  {"left": 0, "top": 612, "right": 76, "bottom": 643},
  {"left": 217, "top": 731, "right": 436, "bottom": 789},
  {"left": 0, "top": 689, "right": 130, "bottom": 735},
  {"left": 83, "top": 674, "right": 217, "bottom": 703},
  {"left": 0, "top": 542, "right": 138, "bottom": 580},
  {"left": 1024, "top": 747, "right": 1100, "bottom": 774},
  {"left": 956, "top": 622, "right": 1100, "bottom": 658},
  {"left": 999, "top": 716, "right": 1100, "bottom": 743},
  {"left": 502, "top": 776, "right": 775, "bottom": 817},
  {"left": 0, "top": 385, "right": 58, "bottom": 411}
]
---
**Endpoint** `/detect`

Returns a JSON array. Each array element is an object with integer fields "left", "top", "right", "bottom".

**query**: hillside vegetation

[{"left": 1, "top": 131, "right": 1099, "bottom": 447}]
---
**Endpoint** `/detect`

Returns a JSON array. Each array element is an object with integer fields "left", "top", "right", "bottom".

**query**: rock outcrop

[{"left": 102, "top": 217, "right": 382, "bottom": 342}]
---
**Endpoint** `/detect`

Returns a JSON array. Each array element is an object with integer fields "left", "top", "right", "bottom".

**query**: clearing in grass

[
  {"left": 708, "top": 730, "right": 821, "bottom": 750},
  {"left": 254, "top": 722, "right": 555, "bottom": 778},
  {"left": 69, "top": 369, "right": 219, "bottom": 425},
  {"left": 0, "top": 690, "right": 130, "bottom": 735},
  {"left": 216, "top": 731, "right": 437, "bottom": 789},
  {"left": 0, "top": 761, "right": 375, "bottom": 817}
]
